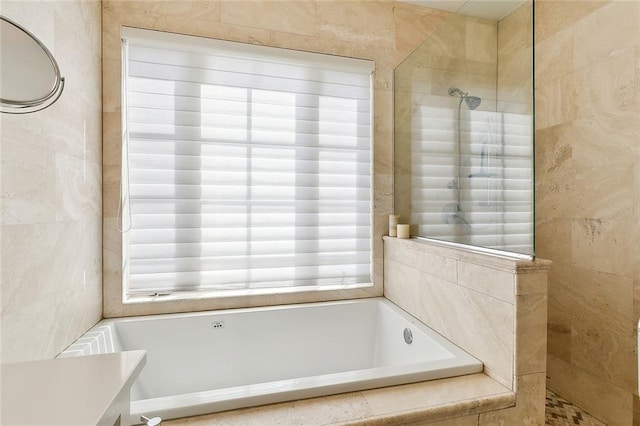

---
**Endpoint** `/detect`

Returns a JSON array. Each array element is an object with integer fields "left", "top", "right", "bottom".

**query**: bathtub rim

[
  {"left": 131, "top": 360, "right": 483, "bottom": 423},
  {"left": 60, "top": 297, "right": 485, "bottom": 423},
  {"left": 61, "top": 297, "right": 482, "bottom": 363}
]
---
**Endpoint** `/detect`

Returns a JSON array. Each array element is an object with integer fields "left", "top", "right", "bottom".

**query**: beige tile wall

[
  {"left": 383, "top": 236, "right": 550, "bottom": 424},
  {"left": 101, "top": 0, "right": 452, "bottom": 317},
  {"left": 0, "top": 0, "right": 103, "bottom": 362},
  {"left": 535, "top": 1, "right": 640, "bottom": 425},
  {"left": 498, "top": 1, "right": 532, "bottom": 113}
]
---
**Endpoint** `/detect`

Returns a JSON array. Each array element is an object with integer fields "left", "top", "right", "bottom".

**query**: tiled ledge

[
  {"left": 383, "top": 236, "right": 551, "bottom": 392},
  {"left": 383, "top": 236, "right": 552, "bottom": 276},
  {"left": 164, "top": 373, "right": 515, "bottom": 425}
]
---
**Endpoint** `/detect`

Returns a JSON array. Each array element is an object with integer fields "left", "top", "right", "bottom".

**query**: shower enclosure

[{"left": 394, "top": 2, "right": 534, "bottom": 256}]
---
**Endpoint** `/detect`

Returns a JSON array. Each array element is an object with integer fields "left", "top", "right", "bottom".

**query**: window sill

[
  {"left": 125, "top": 282, "right": 375, "bottom": 304},
  {"left": 107, "top": 282, "right": 380, "bottom": 318}
]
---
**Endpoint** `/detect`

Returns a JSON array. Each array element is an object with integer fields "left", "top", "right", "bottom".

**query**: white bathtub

[{"left": 60, "top": 297, "right": 482, "bottom": 423}]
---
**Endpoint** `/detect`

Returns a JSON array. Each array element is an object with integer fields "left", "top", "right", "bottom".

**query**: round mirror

[{"left": 0, "top": 16, "right": 65, "bottom": 113}]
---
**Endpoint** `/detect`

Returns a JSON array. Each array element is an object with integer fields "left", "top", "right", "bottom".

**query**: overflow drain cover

[{"left": 403, "top": 327, "right": 413, "bottom": 344}]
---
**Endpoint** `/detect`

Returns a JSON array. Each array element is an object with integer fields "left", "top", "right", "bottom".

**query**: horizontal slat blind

[{"left": 121, "top": 28, "right": 373, "bottom": 294}]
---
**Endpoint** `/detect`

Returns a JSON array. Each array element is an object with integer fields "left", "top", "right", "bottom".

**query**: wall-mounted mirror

[
  {"left": 394, "top": 1, "right": 533, "bottom": 256},
  {"left": 0, "top": 16, "right": 65, "bottom": 113}
]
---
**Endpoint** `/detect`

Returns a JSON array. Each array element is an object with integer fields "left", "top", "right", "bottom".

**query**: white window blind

[{"left": 121, "top": 27, "right": 374, "bottom": 295}]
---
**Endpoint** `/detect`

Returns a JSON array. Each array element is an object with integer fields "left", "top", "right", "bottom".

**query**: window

[{"left": 120, "top": 27, "right": 374, "bottom": 296}]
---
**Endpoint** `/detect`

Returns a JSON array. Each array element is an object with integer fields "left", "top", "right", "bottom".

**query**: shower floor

[{"left": 545, "top": 389, "right": 606, "bottom": 426}]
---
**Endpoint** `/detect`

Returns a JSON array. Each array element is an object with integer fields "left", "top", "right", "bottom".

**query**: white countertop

[{"left": 1, "top": 350, "right": 146, "bottom": 426}]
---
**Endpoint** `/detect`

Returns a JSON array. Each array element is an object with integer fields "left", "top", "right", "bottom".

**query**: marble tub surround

[
  {"left": 101, "top": 0, "right": 455, "bottom": 317},
  {"left": 383, "top": 237, "right": 550, "bottom": 424},
  {"left": 535, "top": 0, "right": 640, "bottom": 424},
  {"left": 0, "top": 0, "right": 103, "bottom": 363},
  {"left": 162, "top": 373, "right": 514, "bottom": 426}
]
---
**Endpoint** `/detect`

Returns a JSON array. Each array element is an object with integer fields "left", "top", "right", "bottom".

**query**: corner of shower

[{"left": 392, "top": 3, "right": 535, "bottom": 258}]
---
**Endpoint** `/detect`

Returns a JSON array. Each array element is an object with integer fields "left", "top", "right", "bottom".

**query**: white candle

[
  {"left": 397, "top": 224, "right": 410, "bottom": 239},
  {"left": 389, "top": 215, "right": 400, "bottom": 236}
]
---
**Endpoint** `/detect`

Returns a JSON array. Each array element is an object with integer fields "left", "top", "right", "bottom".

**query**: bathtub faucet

[{"left": 141, "top": 415, "right": 162, "bottom": 426}]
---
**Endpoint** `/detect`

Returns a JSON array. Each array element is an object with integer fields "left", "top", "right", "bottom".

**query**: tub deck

[{"left": 162, "top": 373, "right": 514, "bottom": 425}]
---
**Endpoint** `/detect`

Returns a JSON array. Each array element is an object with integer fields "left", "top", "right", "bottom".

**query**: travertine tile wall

[
  {"left": 383, "top": 236, "right": 551, "bottom": 424},
  {"left": 0, "top": 0, "right": 102, "bottom": 362},
  {"left": 101, "top": 0, "right": 453, "bottom": 317},
  {"left": 497, "top": 1, "right": 532, "bottom": 113},
  {"left": 535, "top": 1, "right": 640, "bottom": 425}
]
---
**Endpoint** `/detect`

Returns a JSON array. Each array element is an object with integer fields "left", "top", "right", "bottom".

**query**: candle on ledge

[
  {"left": 389, "top": 214, "right": 400, "bottom": 237},
  {"left": 397, "top": 224, "right": 410, "bottom": 239}
]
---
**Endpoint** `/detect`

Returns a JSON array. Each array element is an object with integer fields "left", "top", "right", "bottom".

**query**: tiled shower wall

[
  {"left": 535, "top": 1, "right": 640, "bottom": 425},
  {"left": 0, "top": 0, "right": 103, "bottom": 362},
  {"left": 101, "top": 0, "right": 455, "bottom": 317}
]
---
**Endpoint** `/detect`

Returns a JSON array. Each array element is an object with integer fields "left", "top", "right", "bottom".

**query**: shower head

[
  {"left": 448, "top": 87, "right": 482, "bottom": 110},
  {"left": 464, "top": 96, "right": 481, "bottom": 110}
]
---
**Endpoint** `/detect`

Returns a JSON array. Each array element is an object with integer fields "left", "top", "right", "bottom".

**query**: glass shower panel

[{"left": 393, "top": 2, "right": 533, "bottom": 256}]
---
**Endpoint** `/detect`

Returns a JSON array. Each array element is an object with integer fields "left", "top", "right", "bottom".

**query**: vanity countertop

[{"left": 1, "top": 350, "right": 146, "bottom": 425}]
